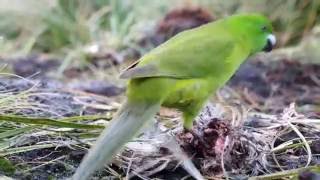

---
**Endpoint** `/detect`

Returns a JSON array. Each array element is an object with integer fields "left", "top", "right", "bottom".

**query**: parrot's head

[{"left": 227, "top": 13, "right": 276, "bottom": 54}]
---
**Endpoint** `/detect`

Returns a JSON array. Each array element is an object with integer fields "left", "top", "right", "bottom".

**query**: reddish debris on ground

[
  {"left": 178, "top": 118, "right": 230, "bottom": 158},
  {"left": 154, "top": 7, "right": 214, "bottom": 45},
  {"left": 177, "top": 118, "right": 232, "bottom": 175},
  {"left": 137, "top": 7, "right": 214, "bottom": 58}
]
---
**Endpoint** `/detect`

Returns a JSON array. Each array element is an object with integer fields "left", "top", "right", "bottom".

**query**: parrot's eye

[{"left": 261, "top": 26, "right": 267, "bottom": 32}]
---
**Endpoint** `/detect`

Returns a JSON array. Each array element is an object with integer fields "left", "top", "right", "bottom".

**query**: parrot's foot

[
  {"left": 181, "top": 128, "right": 200, "bottom": 144},
  {"left": 182, "top": 126, "right": 196, "bottom": 135},
  {"left": 180, "top": 130, "right": 195, "bottom": 144}
]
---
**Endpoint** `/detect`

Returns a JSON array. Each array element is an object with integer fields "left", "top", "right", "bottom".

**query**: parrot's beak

[{"left": 263, "top": 34, "right": 276, "bottom": 52}]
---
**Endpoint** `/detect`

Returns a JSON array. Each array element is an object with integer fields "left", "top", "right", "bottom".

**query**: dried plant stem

[{"left": 0, "top": 115, "right": 105, "bottom": 129}]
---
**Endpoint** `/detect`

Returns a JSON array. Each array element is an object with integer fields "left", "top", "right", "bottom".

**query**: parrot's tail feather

[{"left": 72, "top": 100, "right": 161, "bottom": 180}]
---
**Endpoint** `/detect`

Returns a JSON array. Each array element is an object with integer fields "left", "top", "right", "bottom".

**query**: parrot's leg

[
  {"left": 182, "top": 101, "right": 205, "bottom": 129},
  {"left": 183, "top": 111, "right": 196, "bottom": 130}
]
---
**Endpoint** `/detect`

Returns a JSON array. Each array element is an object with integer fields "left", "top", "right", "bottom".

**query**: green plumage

[{"left": 73, "top": 13, "right": 274, "bottom": 179}]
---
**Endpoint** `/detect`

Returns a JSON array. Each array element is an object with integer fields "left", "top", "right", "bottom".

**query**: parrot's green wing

[{"left": 120, "top": 24, "right": 238, "bottom": 79}]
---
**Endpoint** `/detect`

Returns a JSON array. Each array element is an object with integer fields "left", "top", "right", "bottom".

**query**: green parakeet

[{"left": 73, "top": 13, "right": 276, "bottom": 179}]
